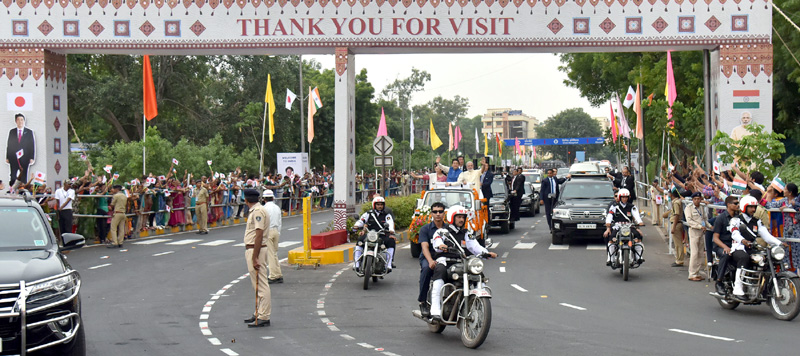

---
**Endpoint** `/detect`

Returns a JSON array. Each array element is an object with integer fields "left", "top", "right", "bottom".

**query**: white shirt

[
  {"left": 605, "top": 202, "right": 643, "bottom": 226},
  {"left": 55, "top": 187, "right": 75, "bottom": 210},
  {"left": 729, "top": 214, "right": 781, "bottom": 252},
  {"left": 264, "top": 201, "right": 282, "bottom": 230}
]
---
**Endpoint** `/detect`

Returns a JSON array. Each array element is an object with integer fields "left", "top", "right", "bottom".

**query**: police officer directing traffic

[{"left": 242, "top": 189, "right": 272, "bottom": 327}]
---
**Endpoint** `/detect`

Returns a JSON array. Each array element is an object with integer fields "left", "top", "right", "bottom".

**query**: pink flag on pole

[
  {"left": 532, "top": 146, "right": 536, "bottom": 158},
  {"left": 453, "top": 126, "right": 462, "bottom": 150},
  {"left": 610, "top": 101, "right": 618, "bottom": 143},
  {"left": 615, "top": 93, "right": 631, "bottom": 139},
  {"left": 665, "top": 50, "right": 677, "bottom": 119},
  {"left": 377, "top": 107, "right": 388, "bottom": 137},
  {"left": 514, "top": 138, "right": 520, "bottom": 155}
]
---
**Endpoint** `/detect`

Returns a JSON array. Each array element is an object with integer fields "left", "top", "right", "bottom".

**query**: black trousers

[
  {"left": 543, "top": 201, "right": 555, "bottom": 230},
  {"left": 8, "top": 162, "right": 29, "bottom": 187},
  {"left": 510, "top": 196, "right": 522, "bottom": 221},
  {"left": 96, "top": 209, "right": 109, "bottom": 241},
  {"left": 58, "top": 209, "right": 73, "bottom": 236}
]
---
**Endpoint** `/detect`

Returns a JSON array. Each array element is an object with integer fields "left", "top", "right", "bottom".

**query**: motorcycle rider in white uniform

[
  {"left": 728, "top": 196, "right": 784, "bottom": 297},
  {"left": 429, "top": 205, "right": 496, "bottom": 322},
  {"left": 603, "top": 188, "right": 645, "bottom": 265},
  {"left": 353, "top": 196, "right": 396, "bottom": 272}
]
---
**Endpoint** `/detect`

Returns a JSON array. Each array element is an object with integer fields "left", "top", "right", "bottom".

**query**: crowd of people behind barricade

[{"left": 640, "top": 157, "right": 800, "bottom": 281}]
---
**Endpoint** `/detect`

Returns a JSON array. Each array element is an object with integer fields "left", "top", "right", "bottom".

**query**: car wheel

[
  {"left": 551, "top": 231, "right": 563, "bottom": 245},
  {"left": 500, "top": 221, "right": 510, "bottom": 234},
  {"left": 509, "top": 222, "right": 515, "bottom": 230},
  {"left": 44, "top": 320, "right": 85, "bottom": 356}
]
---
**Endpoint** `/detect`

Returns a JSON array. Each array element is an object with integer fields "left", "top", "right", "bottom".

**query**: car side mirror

[
  {"left": 416, "top": 199, "right": 423, "bottom": 210},
  {"left": 60, "top": 233, "right": 86, "bottom": 251}
]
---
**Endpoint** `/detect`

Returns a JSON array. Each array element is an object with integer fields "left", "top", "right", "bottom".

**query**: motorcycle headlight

[
  {"left": 751, "top": 253, "right": 764, "bottom": 264},
  {"left": 367, "top": 231, "right": 378, "bottom": 243},
  {"left": 620, "top": 225, "right": 631, "bottom": 237},
  {"left": 467, "top": 257, "right": 484, "bottom": 275},
  {"left": 771, "top": 246, "right": 786, "bottom": 261},
  {"left": 553, "top": 209, "right": 570, "bottom": 219},
  {"left": 27, "top": 274, "right": 76, "bottom": 295}
]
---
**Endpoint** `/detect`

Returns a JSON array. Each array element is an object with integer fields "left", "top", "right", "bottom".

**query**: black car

[
  {"left": 550, "top": 177, "right": 616, "bottom": 245},
  {"left": 489, "top": 177, "right": 512, "bottom": 233},
  {"left": 0, "top": 193, "right": 86, "bottom": 355},
  {"left": 519, "top": 182, "right": 540, "bottom": 217}
]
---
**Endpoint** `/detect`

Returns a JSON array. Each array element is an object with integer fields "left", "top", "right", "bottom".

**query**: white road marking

[
  {"left": 316, "top": 222, "right": 327, "bottom": 225},
  {"left": 513, "top": 242, "right": 536, "bottom": 249},
  {"left": 523, "top": 231, "right": 529, "bottom": 236},
  {"left": 358, "top": 343, "right": 375, "bottom": 349},
  {"left": 559, "top": 303, "right": 587, "bottom": 311},
  {"left": 279, "top": 258, "right": 288, "bottom": 263},
  {"left": 328, "top": 325, "right": 340, "bottom": 331},
  {"left": 200, "top": 239, "right": 236, "bottom": 246},
  {"left": 278, "top": 241, "right": 301, "bottom": 248},
  {"left": 501, "top": 252, "right": 509, "bottom": 258},
  {"left": 668, "top": 329, "right": 735, "bottom": 342},
  {"left": 200, "top": 314, "right": 209, "bottom": 320},
  {"left": 208, "top": 338, "right": 221, "bottom": 345},
  {"left": 548, "top": 244, "right": 569, "bottom": 250},
  {"left": 202, "top": 307, "right": 212, "bottom": 313},
  {"left": 341, "top": 334, "right": 356, "bottom": 340},
  {"left": 100, "top": 256, "right": 109, "bottom": 259},
  {"left": 88, "top": 263, "right": 111, "bottom": 270},
  {"left": 382, "top": 352, "right": 402, "bottom": 356},
  {"left": 220, "top": 349, "right": 239, "bottom": 356},
  {"left": 152, "top": 251, "right": 174, "bottom": 256},
  {"left": 499, "top": 267, "right": 506, "bottom": 273},
  {"left": 511, "top": 284, "right": 528, "bottom": 292},
  {"left": 167, "top": 239, "right": 202, "bottom": 245},
  {"left": 133, "top": 238, "right": 171, "bottom": 245},
  {"left": 401, "top": 244, "right": 410, "bottom": 249},
  {"left": 489, "top": 242, "right": 500, "bottom": 249},
  {"left": 261, "top": 336, "right": 275, "bottom": 340},
  {"left": 586, "top": 245, "right": 607, "bottom": 250},
  {"left": 318, "top": 310, "right": 326, "bottom": 316},
  {"left": 288, "top": 227, "right": 298, "bottom": 231},
  {"left": 233, "top": 243, "right": 245, "bottom": 247}
]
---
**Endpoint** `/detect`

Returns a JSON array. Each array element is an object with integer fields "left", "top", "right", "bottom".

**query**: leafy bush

[
  {"left": 711, "top": 123, "right": 786, "bottom": 178},
  {"left": 776, "top": 155, "right": 800, "bottom": 187},
  {"left": 360, "top": 195, "right": 418, "bottom": 231}
]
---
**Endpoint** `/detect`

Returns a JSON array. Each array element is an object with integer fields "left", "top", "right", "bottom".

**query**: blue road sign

[{"left": 502, "top": 137, "right": 605, "bottom": 146}]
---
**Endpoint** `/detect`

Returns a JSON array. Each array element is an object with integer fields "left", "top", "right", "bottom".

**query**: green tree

[
  {"left": 710, "top": 123, "right": 786, "bottom": 178},
  {"left": 534, "top": 108, "right": 602, "bottom": 162},
  {"left": 772, "top": 1, "right": 800, "bottom": 154},
  {"left": 381, "top": 68, "right": 431, "bottom": 169}
]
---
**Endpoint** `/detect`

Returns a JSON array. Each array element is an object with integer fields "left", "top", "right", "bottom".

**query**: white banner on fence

[{"left": 276, "top": 153, "right": 309, "bottom": 179}]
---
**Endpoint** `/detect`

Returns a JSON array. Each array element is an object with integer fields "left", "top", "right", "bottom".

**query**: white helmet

[
  {"left": 262, "top": 189, "right": 274, "bottom": 198},
  {"left": 372, "top": 196, "right": 386, "bottom": 210},
  {"left": 618, "top": 188, "right": 631, "bottom": 198},
  {"left": 446, "top": 205, "right": 469, "bottom": 225},
  {"left": 433, "top": 228, "right": 453, "bottom": 243},
  {"left": 739, "top": 195, "right": 759, "bottom": 214}
]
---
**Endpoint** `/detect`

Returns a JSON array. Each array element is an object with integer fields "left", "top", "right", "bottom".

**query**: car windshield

[
  {"left": 561, "top": 182, "right": 615, "bottom": 199},
  {"left": 557, "top": 168, "right": 570, "bottom": 175},
  {"left": 524, "top": 183, "right": 532, "bottom": 194},
  {"left": 524, "top": 173, "right": 541, "bottom": 183},
  {"left": 491, "top": 180, "right": 507, "bottom": 196},
  {"left": 0, "top": 207, "right": 51, "bottom": 249},
  {"left": 423, "top": 191, "right": 474, "bottom": 210}
]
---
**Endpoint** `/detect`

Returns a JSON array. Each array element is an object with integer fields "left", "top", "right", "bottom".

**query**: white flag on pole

[
  {"left": 623, "top": 86, "right": 636, "bottom": 109},
  {"left": 285, "top": 89, "right": 297, "bottom": 110},
  {"left": 475, "top": 127, "right": 479, "bottom": 153},
  {"left": 409, "top": 112, "right": 415, "bottom": 151}
]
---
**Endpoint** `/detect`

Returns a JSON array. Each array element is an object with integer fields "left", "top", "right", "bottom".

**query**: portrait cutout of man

[
  {"left": 6, "top": 113, "right": 36, "bottom": 186},
  {"left": 730, "top": 111, "right": 753, "bottom": 141}
]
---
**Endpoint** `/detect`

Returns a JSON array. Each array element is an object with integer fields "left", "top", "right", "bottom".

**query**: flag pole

[
  {"left": 259, "top": 103, "right": 267, "bottom": 180},
  {"left": 143, "top": 114, "right": 146, "bottom": 176}
]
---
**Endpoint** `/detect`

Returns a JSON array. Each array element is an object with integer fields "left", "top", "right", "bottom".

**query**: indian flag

[
  {"left": 733, "top": 90, "right": 760, "bottom": 109},
  {"left": 771, "top": 175, "right": 786, "bottom": 192},
  {"left": 732, "top": 177, "right": 747, "bottom": 190},
  {"left": 310, "top": 87, "right": 322, "bottom": 110}
]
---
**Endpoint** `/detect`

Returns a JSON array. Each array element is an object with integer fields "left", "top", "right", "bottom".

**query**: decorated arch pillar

[
  {"left": 0, "top": 49, "right": 68, "bottom": 190},
  {"left": 333, "top": 47, "right": 356, "bottom": 230}
]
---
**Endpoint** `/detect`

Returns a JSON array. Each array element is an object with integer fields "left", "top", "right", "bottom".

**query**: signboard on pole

[
  {"left": 373, "top": 136, "right": 394, "bottom": 156},
  {"left": 502, "top": 137, "right": 605, "bottom": 146},
  {"left": 374, "top": 156, "right": 393, "bottom": 167}
]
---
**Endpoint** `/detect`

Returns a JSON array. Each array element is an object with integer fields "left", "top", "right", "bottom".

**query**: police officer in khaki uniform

[
  {"left": 243, "top": 189, "right": 271, "bottom": 327},
  {"left": 109, "top": 185, "right": 127, "bottom": 248},
  {"left": 195, "top": 180, "right": 210, "bottom": 234}
]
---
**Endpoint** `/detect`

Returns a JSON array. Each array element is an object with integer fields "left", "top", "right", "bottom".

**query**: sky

[{"left": 305, "top": 53, "right": 609, "bottom": 123}]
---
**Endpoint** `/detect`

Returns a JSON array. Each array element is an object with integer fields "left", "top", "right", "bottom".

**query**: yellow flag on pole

[
  {"left": 264, "top": 74, "right": 276, "bottom": 142},
  {"left": 484, "top": 133, "right": 489, "bottom": 156},
  {"left": 430, "top": 119, "right": 443, "bottom": 150}
]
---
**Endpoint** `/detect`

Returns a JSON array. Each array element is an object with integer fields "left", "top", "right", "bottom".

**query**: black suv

[
  {"left": 0, "top": 193, "right": 86, "bottom": 355},
  {"left": 489, "top": 177, "right": 513, "bottom": 233},
  {"left": 550, "top": 175, "right": 616, "bottom": 244}
]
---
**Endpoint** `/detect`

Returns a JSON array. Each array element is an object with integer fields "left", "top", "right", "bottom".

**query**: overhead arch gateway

[{"left": 0, "top": 0, "right": 772, "bottom": 229}]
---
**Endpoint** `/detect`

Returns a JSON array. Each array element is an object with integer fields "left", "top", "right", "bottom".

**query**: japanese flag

[
  {"left": 172, "top": 158, "right": 179, "bottom": 166},
  {"left": 158, "top": 175, "right": 166, "bottom": 181},
  {"left": 103, "top": 165, "right": 112, "bottom": 174},
  {"left": 713, "top": 161, "right": 721, "bottom": 175},
  {"left": 286, "top": 89, "right": 297, "bottom": 110},
  {"left": 34, "top": 171, "right": 46, "bottom": 185},
  {"left": 16, "top": 149, "right": 23, "bottom": 159},
  {"left": 7, "top": 93, "right": 32, "bottom": 111},
  {"left": 622, "top": 86, "right": 636, "bottom": 109},
  {"left": 113, "top": 173, "right": 120, "bottom": 180},
  {"left": 207, "top": 160, "right": 212, "bottom": 166}
]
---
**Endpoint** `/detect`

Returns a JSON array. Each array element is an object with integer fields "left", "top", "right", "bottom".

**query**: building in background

[
  {"left": 592, "top": 116, "right": 610, "bottom": 133},
  {"left": 480, "top": 108, "right": 539, "bottom": 140}
]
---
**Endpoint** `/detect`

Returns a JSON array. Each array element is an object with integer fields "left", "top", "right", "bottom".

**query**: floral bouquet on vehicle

[{"left": 408, "top": 205, "right": 431, "bottom": 244}]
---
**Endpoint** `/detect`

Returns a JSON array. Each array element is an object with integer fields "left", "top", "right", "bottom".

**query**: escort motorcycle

[
  {"left": 710, "top": 243, "right": 800, "bottom": 321},
  {"left": 412, "top": 233, "right": 493, "bottom": 349},
  {"left": 608, "top": 222, "right": 644, "bottom": 281},
  {"left": 354, "top": 223, "right": 391, "bottom": 290}
]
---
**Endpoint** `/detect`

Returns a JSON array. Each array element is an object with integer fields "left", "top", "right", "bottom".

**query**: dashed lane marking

[
  {"left": 341, "top": 334, "right": 356, "bottom": 341},
  {"left": 199, "top": 239, "right": 236, "bottom": 246},
  {"left": 501, "top": 252, "right": 509, "bottom": 258},
  {"left": 548, "top": 244, "right": 569, "bottom": 250},
  {"left": 559, "top": 303, "right": 587, "bottom": 311},
  {"left": 316, "top": 222, "right": 327, "bottom": 225},
  {"left": 511, "top": 284, "right": 528, "bottom": 292},
  {"left": 287, "top": 227, "right": 299, "bottom": 231},
  {"left": 668, "top": 329, "right": 735, "bottom": 342},
  {"left": 152, "top": 251, "right": 175, "bottom": 256},
  {"left": 233, "top": 243, "right": 245, "bottom": 247},
  {"left": 278, "top": 241, "right": 301, "bottom": 248},
  {"left": 513, "top": 242, "right": 536, "bottom": 249},
  {"left": 489, "top": 242, "right": 500, "bottom": 249},
  {"left": 208, "top": 338, "right": 221, "bottom": 346},
  {"left": 88, "top": 263, "right": 111, "bottom": 270},
  {"left": 133, "top": 238, "right": 172, "bottom": 245},
  {"left": 401, "top": 244, "right": 410, "bottom": 249},
  {"left": 167, "top": 239, "right": 202, "bottom": 245},
  {"left": 500, "top": 267, "right": 506, "bottom": 273},
  {"left": 220, "top": 348, "right": 239, "bottom": 356},
  {"left": 358, "top": 343, "right": 376, "bottom": 349},
  {"left": 586, "top": 245, "right": 607, "bottom": 250}
]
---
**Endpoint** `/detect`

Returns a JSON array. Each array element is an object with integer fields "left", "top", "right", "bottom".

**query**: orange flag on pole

[
  {"left": 609, "top": 101, "right": 618, "bottom": 143},
  {"left": 495, "top": 133, "right": 503, "bottom": 156},
  {"left": 143, "top": 55, "right": 158, "bottom": 121},
  {"left": 634, "top": 84, "right": 644, "bottom": 139}
]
